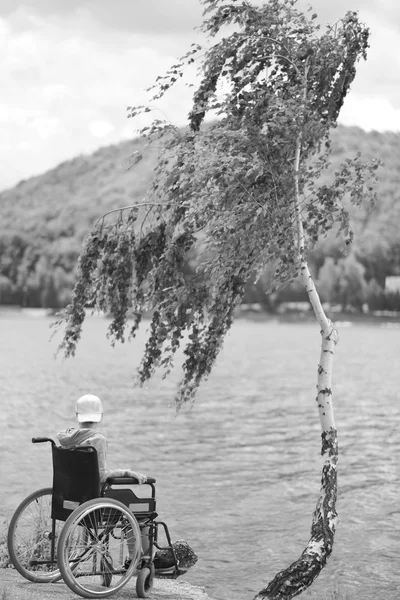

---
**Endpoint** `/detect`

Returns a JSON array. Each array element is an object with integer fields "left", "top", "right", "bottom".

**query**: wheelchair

[{"left": 7, "top": 437, "right": 186, "bottom": 598}]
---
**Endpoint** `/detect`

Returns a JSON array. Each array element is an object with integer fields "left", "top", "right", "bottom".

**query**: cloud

[
  {"left": 89, "top": 120, "right": 115, "bottom": 138},
  {"left": 0, "top": 0, "right": 204, "bottom": 34},
  {"left": 86, "top": 0, "right": 203, "bottom": 34},
  {"left": 339, "top": 96, "right": 400, "bottom": 132},
  {"left": 0, "top": 6, "right": 198, "bottom": 190},
  {"left": 0, "top": 0, "right": 399, "bottom": 192}
]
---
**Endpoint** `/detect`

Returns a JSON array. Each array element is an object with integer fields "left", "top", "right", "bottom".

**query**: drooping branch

[
  {"left": 95, "top": 202, "right": 167, "bottom": 228},
  {"left": 57, "top": 0, "right": 375, "bottom": 416}
]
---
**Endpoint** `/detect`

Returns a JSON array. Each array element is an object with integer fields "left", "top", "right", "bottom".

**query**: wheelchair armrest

[{"left": 106, "top": 476, "right": 156, "bottom": 485}]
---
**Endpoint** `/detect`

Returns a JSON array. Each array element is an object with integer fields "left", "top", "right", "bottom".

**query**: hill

[
  {"left": 0, "top": 125, "right": 399, "bottom": 309},
  {"left": 0, "top": 136, "right": 159, "bottom": 307}
]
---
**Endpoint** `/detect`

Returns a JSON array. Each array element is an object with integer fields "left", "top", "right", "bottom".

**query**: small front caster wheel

[{"left": 136, "top": 564, "right": 155, "bottom": 598}]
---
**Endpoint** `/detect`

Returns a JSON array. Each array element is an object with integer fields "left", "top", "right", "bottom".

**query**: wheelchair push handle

[{"left": 32, "top": 437, "right": 55, "bottom": 445}]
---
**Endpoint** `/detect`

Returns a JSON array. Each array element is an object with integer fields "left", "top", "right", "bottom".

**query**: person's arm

[{"left": 104, "top": 468, "right": 147, "bottom": 484}]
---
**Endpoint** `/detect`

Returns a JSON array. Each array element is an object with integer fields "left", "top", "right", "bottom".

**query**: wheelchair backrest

[{"left": 51, "top": 444, "right": 100, "bottom": 522}]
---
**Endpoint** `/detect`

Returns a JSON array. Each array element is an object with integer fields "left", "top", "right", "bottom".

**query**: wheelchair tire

[
  {"left": 7, "top": 487, "right": 63, "bottom": 583},
  {"left": 58, "top": 497, "right": 142, "bottom": 598},
  {"left": 136, "top": 564, "right": 155, "bottom": 598}
]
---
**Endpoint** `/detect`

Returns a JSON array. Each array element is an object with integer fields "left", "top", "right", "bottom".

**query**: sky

[{"left": 1, "top": 0, "right": 399, "bottom": 191}]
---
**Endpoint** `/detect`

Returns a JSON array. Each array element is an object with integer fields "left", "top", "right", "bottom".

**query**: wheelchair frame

[{"left": 7, "top": 437, "right": 184, "bottom": 599}]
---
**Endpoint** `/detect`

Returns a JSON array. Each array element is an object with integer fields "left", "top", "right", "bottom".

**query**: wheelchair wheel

[
  {"left": 136, "top": 564, "right": 155, "bottom": 598},
  {"left": 7, "top": 487, "right": 62, "bottom": 583},
  {"left": 58, "top": 498, "right": 142, "bottom": 598}
]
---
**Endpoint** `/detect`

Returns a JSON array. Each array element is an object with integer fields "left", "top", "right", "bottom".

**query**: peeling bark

[{"left": 254, "top": 428, "right": 338, "bottom": 600}]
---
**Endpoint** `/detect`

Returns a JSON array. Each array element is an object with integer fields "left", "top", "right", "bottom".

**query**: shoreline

[
  {"left": 0, "top": 568, "right": 213, "bottom": 600},
  {"left": 1, "top": 305, "right": 400, "bottom": 326}
]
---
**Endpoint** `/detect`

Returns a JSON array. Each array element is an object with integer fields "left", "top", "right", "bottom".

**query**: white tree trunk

[
  {"left": 254, "top": 132, "right": 339, "bottom": 599},
  {"left": 299, "top": 260, "right": 339, "bottom": 433},
  {"left": 254, "top": 266, "right": 339, "bottom": 599}
]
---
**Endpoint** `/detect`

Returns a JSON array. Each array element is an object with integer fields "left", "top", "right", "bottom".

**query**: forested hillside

[{"left": 1, "top": 125, "right": 399, "bottom": 311}]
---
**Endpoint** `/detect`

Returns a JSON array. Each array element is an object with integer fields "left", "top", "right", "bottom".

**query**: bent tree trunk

[
  {"left": 254, "top": 264, "right": 339, "bottom": 600},
  {"left": 254, "top": 127, "right": 339, "bottom": 598}
]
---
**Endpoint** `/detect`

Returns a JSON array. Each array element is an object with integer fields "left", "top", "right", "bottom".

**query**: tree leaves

[{"left": 57, "top": 0, "right": 378, "bottom": 405}]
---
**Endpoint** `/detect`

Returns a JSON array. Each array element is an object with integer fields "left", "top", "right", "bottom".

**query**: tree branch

[{"left": 95, "top": 202, "right": 167, "bottom": 228}]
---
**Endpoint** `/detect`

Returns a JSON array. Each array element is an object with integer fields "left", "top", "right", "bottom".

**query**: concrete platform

[{"left": 0, "top": 568, "right": 213, "bottom": 600}]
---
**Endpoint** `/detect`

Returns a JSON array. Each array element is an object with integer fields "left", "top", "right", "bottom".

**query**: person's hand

[
  {"left": 131, "top": 471, "right": 147, "bottom": 484},
  {"left": 106, "top": 468, "right": 147, "bottom": 484}
]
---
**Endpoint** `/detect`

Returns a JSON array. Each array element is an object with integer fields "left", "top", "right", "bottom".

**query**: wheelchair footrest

[{"left": 154, "top": 567, "right": 188, "bottom": 579}]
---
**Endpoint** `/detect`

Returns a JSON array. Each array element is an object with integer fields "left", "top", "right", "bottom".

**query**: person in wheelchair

[
  {"left": 8, "top": 392, "right": 198, "bottom": 598},
  {"left": 57, "top": 394, "right": 152, "bottom": 559},
  {"left": 57, "top": 393, "right": 147, "bottom": 484},
  {"left": 57, "top": 393, "right": 197, "bottom": 574},
  {"left": 56, "top": 393, "right": 196, "bottom": 571}
]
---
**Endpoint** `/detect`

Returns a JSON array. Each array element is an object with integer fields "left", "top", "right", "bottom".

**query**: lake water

[{"left": 1, "top": 313, "right": 399, "bottom": 600}]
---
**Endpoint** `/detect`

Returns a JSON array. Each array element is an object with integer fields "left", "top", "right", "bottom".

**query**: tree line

[{"left": 1, "top": 125, "right": 399, "bottom": 313}]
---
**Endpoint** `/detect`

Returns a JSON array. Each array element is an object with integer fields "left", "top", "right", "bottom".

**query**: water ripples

[{"left": 1, "top": 315, "right": 400, "bottom": 599}]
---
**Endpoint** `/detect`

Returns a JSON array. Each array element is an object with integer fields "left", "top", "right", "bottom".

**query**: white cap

[{"left": 75, "top": 394, "right": 103, "bottom": 423}]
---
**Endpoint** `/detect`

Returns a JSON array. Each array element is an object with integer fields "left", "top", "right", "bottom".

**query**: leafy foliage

[
  {"left": 55, "top": 0, "right": 379, "bottom": 405},
  {"left": 316, "top": 254, "right": 367, "bottom": 311}
]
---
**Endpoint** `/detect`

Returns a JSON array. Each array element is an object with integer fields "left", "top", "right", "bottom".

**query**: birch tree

[{"left": 57, "top": 0, "right": 379, "bottom": 597}]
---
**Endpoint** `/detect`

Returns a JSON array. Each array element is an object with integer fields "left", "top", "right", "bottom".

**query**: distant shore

[
  {"left": 1, "top": 305, "right": 400, "bottom": 326},
  {"left": 236, "top": 309, "right": 400, "bottom": 325}
]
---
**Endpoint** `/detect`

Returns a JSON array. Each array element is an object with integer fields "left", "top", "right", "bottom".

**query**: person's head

[{"left": 75, "top": 394, "right": 103, "bottom": 428}]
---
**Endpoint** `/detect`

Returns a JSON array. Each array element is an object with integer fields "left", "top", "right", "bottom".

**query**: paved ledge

[{"left": 0, "top": 569, "right": 213, "bottom": 600}]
